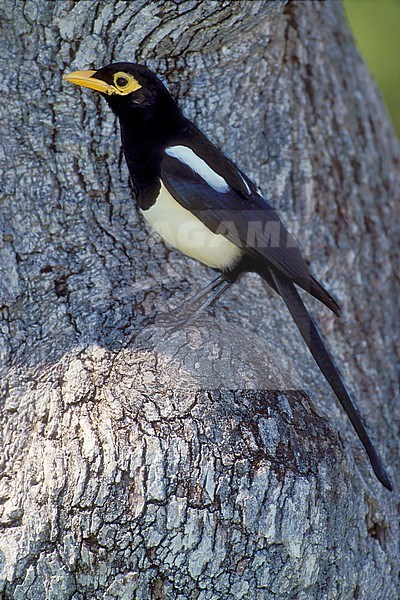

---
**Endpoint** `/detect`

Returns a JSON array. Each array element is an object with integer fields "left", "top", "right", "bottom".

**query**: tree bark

[{"left": 0, "top": 1, "right": 398, "bottom": 598}]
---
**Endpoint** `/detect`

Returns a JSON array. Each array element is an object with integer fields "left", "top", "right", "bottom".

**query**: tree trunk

[{"left": 0, "top": 1, "right": 398, "bottom": 598}]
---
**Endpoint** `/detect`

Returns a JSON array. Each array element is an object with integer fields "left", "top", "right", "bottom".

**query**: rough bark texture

[{"left": 0, "top": 1, "right": 398, "bottom": 598}]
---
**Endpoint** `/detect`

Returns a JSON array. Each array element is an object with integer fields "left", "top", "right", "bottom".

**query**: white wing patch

[
  {"left": 165, "top": 145, "right": 231, "bottom": 193},
  {"left": 240, "top": 173, "right": 252, "bottom": 195}
]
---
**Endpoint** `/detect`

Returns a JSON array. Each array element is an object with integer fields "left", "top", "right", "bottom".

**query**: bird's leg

[
  {"left": 156, "top": 275, "right": 233, "bottom": 328},
  {"left": 185, "top": 274, "right": 229, "bottom": 306},
  {"left": 180, "top": 276, "right": 233, "bottom": 325}
]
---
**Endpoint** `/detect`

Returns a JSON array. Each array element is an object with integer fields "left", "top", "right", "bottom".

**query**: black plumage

[{"left": 64, "top": 62, "right": 392, "bottom": 490}]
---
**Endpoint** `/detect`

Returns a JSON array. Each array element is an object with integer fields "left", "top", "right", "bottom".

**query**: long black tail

[{"left": 266, "top": 269, "right": 392, "bottom": 491}]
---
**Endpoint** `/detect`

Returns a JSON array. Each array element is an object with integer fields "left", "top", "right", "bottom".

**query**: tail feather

[
  {"left": 299, "top": 275, "right": 341, "bottom": 317},
  {"left": 266, "top": 269, "right": 392, "bottom": 491}
]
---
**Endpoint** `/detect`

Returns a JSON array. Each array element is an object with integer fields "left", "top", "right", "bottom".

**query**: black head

[{"left": 64, "top": 62, "right": 176, "bottom": 116}]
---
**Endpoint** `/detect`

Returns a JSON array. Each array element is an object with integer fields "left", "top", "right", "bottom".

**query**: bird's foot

[{"left": 155, "top": 275, "right": 233, "bottom": 331}]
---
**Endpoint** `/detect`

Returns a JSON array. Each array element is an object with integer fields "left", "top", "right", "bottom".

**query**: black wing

[
  {"left": 161, "top": 153, "right": 309, "bottom": 282},
  {"left": 160, "top": 131, "right": 339, "bottom": 313}
]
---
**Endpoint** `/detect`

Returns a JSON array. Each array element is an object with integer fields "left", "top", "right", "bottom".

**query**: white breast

[{"left": 141, "top": 181, "right": 243, "bottom": 270}]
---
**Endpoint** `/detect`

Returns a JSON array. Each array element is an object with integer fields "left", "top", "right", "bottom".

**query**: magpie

[{"left": 64, "top": 62, "right": 392, "bottom": 490}]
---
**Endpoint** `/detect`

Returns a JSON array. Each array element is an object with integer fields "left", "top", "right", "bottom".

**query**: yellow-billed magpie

[{"left": 64, "top": 62, "right": 392, "bottom": 490}]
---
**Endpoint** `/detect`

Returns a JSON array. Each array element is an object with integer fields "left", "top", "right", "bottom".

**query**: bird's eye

[
  {"left": 111, "top": 72, "right": 142, "bottom": 95},
  {"left": 116, "top": 75, "right": 129, "bottom": 88}
]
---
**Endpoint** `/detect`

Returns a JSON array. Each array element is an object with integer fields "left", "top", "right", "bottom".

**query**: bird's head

[
  {"left": 64, "top": 62, "right": 183, "bottom": 145},
  {"left": 64, "top": 62, "right": 177, "bottom": 118}
]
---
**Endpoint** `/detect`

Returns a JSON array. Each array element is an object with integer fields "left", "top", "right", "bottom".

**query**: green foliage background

[{"left": 343, "top": 0, "right": 400, "bottom": 137}]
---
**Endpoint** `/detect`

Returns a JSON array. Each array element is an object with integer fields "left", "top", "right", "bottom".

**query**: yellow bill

[
  {"left": 64, "top": 69, "right": 142, "bottom": 96},
  {"left": 63, "top": 70, "right": 112, "bottom": 94}
]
